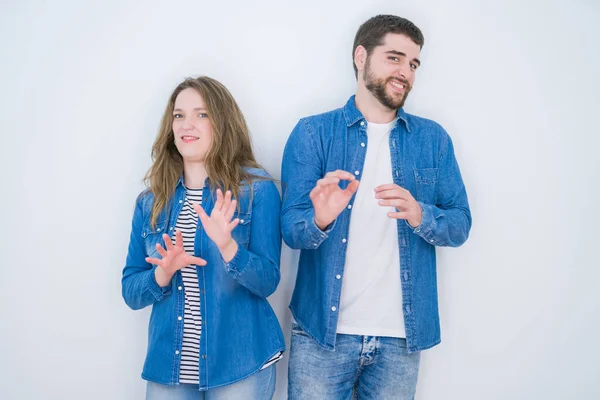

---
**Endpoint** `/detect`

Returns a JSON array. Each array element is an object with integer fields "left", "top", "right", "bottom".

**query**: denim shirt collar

[
  {"left": 342, "top": 95, "right": 411, "bottom": 133},
  {"left": 176, "top": 175, "right": 211, "bottom": 189}
]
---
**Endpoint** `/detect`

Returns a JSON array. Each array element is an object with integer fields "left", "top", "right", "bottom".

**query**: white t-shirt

[{"left": 336, "top": 120, "right": 406, "bottom": 338}]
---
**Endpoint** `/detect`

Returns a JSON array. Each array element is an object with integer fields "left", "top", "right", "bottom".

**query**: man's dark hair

[{"left": 353, "top": 15, "right": 424, "bottom": 78}]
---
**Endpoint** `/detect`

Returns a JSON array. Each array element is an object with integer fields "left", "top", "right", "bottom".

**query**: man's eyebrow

[{"left": 385, "top": 50, "right": 421, "bottom": 66}]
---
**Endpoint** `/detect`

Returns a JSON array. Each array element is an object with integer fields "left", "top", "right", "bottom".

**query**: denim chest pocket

[
  {"left": 414, "top": 168, "right": 439, "bottom": 204},
  {"left": 231, "top": 211, "right": 252, "bottom": 246},
  {"left": 141, "top": 219, "right": 168, "bottom": 257}
]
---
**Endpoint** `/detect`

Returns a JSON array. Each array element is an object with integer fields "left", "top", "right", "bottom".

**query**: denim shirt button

[
  {"left": 347, "top": 204, "right": 352, "bottom": 209},
  {"left": 360, "top": 121, "right": 365, "bottom": 126},
  {"left": 342, "top": 238, "right": 347, "bottom": 243},
  {"left": 360, "top": 142, "right": 365, "bottom": 147},
  {"left": 336, "top": 274, "right": 341, "bottom": 279},
  {"left": 175, "top": 350, "right": 180, "bottom": 355},
  {"left": 354, "top": 171, "right": 360, "bottom": 175},
  {"left": 405, "top": 305, "right": 411, "bottom": 313},
  {"left": 179, "top": 200, "right": 183, "bottom": 204},
  {"left": 178, "top": 316, "right": 182, "bottom": 321},
  {"left": 331, "top": 306, "right": 337, "bottom": 311}
]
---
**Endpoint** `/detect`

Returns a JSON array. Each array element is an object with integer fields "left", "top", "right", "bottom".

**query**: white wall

[{"left": 1, "top": 0, "right": 599, "bottom": 398}]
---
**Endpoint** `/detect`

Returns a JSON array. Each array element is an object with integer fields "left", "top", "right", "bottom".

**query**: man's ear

[{"left": 354, "top": 45, "right": 367, "bottom": 74}]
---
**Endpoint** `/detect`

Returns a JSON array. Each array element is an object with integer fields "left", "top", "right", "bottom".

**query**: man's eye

[{"left": 389, "top": 57, "right": 399, "bottom": 62}]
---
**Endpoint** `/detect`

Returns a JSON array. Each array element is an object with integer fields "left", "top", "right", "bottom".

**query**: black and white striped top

[
  {"left": 175, "top": 188, "right": 282, "bottom": 385},
  {"left": 175, "top": 188, "right": 204, "bottom": 384}
]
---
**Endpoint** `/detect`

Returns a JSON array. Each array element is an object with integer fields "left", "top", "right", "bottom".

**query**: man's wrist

[{"left": 314, "top": 216, "right": 331, "bottom": 231}]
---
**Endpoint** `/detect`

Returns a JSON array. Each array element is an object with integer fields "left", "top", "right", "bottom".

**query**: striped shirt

[
  {"left": 175, "top": 188, "right": 282, "bottom": 385},
  {"left": 175, "top": 188, "right": 204, "bottom": 384}
]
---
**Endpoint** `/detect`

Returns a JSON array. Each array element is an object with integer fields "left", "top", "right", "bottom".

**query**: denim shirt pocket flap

[
  {"left": 232, "top": 211, "right": 252, "bottom": 245},
  {"left": 141, "top": 219, "right": 168, "bottom": 256},
  {"left": 414, "top": 168, "right": 439, "bottom": 203}
]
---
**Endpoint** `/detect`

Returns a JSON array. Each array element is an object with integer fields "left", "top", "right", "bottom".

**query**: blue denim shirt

[
  {"left": 122, "top": 168, "right": 285, "bottom": 389},
  {"left": 281, "top": 96, "right": 471, "bottom": 353}
]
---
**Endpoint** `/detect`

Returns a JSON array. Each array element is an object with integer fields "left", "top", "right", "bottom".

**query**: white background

[{"left": 1, "top": 0, "right": 599, "bottom": 399}]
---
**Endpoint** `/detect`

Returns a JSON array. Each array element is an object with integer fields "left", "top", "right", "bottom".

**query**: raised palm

[
  {"left": 145, "top": 229, "right": 207, "bottom": 277},
  {"left": 193, "top": 189, "right": 239, "bottom": 250}
]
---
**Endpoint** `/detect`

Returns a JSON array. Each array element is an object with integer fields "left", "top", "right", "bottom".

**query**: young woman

[{"left": 122, "top": 76, "right": 284, "bottom": 399}]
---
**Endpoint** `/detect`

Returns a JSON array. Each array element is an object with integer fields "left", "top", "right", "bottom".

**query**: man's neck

[{"left": 355, "top": 84, "right": 398, "bottom": 124}]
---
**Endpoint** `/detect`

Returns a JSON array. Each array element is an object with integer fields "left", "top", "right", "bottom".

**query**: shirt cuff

[
  {"left": 223, "top": 243, "right": 251, "bottom": 279},
  {"left": 305, "top": 209, "right": 335, "bottom": 249},
  {"left": 410, "top": 202, "right": 444, "bottom": 245},
  {"left": 146, "top": 266, "right": 172, "bottom": 301}
]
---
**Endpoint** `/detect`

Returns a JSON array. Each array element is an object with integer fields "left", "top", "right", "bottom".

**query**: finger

[
  {"left": 224, "top": 199, "right": 237, "bottom": 222},
  {"left": 155, "top": 243, "right": 167, "bottom": 257},
  {"left": 374, "top": 183, "right": 400, "bottom": 192},
  {"left": 222, "top": 190, "right": 232, "bottom": 214},
  {"left": 342, "top": 180, "right": 360, "bottom": 196},
  {"left": 175, "top": 229, "right": 184, "bottom": 248},
  {"left": 375, "top": 189, "right": 410, "bottom": 200},
  {"left": 188, "top": 256, "right": 207, "bottom": 266},
  {"left": 310, "top": 186, "right": 323, "bottom": 199},
  {"left": 214, "top": 188, "right": 224, "bottom": 212},
  {"left": 145, "top": 257, "right": 162, "bottom": 265},
  {"left": 316, "top": 177, "right": 340, "bottom": 187},
  {"left": 325, "top": 170, "right": 356, "bottom": 181},
  {"left": 378, "top": 199, "right": 407, "bottom": 209},
  {"left": 387, "top": 211, "right": 409, "bottom": 220},
  {"left": 162, "top": 233, "right": 174, "bottom": 251},
  {"left": 193, "top": 203, "right": 209, "bottom": 224},
  {"left": 227, "top": 218, "right": 240, "bottom": 232}
]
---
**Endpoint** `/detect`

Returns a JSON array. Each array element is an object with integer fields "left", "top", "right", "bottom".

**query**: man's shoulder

[
  {"left": 296, "top": 104, "right": 346, "bottom": 133},
  {"left": 403, "top": 112, "right": 452, "bottom": 144},
  {"left": 405, "top": 112, "right": 446, "bottom": 134}
]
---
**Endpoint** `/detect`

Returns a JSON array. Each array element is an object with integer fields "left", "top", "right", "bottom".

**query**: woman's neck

[{"left": 183, "top": 161, "right": 208, "bottom": 189}]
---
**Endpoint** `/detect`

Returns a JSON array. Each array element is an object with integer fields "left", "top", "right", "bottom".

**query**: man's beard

[{"left": 363, "top": 58, "right": 412, "bottom": 110}]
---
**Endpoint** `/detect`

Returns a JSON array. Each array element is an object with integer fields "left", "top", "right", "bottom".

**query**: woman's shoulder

[
  {"left": 243, "top": 167, "right": 271, "bottom": 180},
  {"left": 135, "top": 188, "right": 154, "bottom": 205},
  {"left": 240, "top": 167, "right": 280, "bottom": 199}
]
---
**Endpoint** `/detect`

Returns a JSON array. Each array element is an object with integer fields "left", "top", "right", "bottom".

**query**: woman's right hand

[{"left": 145, "top": 229, "right": 207, "bottom": 287}]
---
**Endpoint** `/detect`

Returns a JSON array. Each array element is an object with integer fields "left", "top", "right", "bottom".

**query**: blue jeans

[
  {"left": 288, "top": 324, "right": 420, "bottom": 400},
  {"left": 146, "top": 364, "right": 276, "bottom": 400}
]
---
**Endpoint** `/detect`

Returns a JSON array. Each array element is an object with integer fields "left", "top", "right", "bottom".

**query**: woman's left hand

[{"left": 193, "top": 189, "right": 239, "bottom": 262}]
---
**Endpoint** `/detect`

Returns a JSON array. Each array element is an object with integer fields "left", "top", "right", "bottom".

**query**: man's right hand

[{"left": 310, "top": 170, "right": 360, "bottom": 230}]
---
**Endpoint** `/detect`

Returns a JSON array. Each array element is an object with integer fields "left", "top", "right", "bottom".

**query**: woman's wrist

[{"left": 219, "top": 239, "right": 239, "bottom": 263}]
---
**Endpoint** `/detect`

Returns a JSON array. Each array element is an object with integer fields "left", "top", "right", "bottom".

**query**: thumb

[{"left": 189, "top": 256, "right": 207, "bottom": 266}]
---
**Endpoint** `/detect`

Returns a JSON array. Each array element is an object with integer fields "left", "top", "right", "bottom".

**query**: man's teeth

[{"left": 390, "top": 81, "right": 405, "bottom": 89}]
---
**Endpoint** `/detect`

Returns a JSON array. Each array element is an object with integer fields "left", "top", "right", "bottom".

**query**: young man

[{"left": 281, "top": 15, "right": 472, "bottom": 399}]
